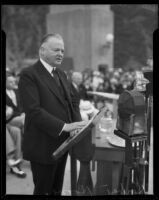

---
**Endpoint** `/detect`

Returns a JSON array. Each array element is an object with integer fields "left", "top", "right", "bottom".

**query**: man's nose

[{"left": 59, "top": 50, "right": 64, "bottom": 56}]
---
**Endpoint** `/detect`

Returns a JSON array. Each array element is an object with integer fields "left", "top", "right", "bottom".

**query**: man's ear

[{"left": 39, "top": 46, "right": 45, "bottom": 57}]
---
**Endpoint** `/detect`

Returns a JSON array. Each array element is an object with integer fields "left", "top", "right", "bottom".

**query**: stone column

[{"left": 47, "top": 5, "right": 114, "bottom": 72}]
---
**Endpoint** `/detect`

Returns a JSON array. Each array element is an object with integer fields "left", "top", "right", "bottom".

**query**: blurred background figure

[
  {"left": 92, "top": 71, "right": 104, "bottom": 92},
  {"left": 146, "top": 57, "right": 153, "bottom": 69},
  {"left": 6, "top": 105, "right": 26, "bottom": 178},
  {"left": 6, "top": 68, "right": 25, "bottom": 130},
  {"left": 6, "top": 68, "right": 26, "bottom": 178},
  {"left": 71, "top": 71, "right": 90, "bottom": 101},
  {"left": 79, "top": 100, "right": 98, "bottom": 121}
]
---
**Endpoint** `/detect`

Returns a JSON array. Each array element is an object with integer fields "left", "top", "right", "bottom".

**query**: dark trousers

[
  {"left": 76, "top": 161, "right": 93, "bottom": 196},
  {"left": 30, "top": 153, "right": 68, "bottom": 195}
]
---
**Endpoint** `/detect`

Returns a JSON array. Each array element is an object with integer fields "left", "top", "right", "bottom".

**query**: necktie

[
  {"left": 52, "top": 68, "right": 61, "bottom": 87},
  {"left": 52, "top": 68, "right": 67, "bottom": 100}
]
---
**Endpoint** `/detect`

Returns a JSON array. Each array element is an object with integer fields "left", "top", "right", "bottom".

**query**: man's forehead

[{"left": 46, "top": 37, "right": 64, "bottom": 47}]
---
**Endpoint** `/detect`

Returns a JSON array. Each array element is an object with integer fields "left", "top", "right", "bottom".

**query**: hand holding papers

[
  {"left": 63, "top": 121, "right": 88, "bottom": 133},
  {"left": 52, "top": 107, "right": 107, "bottom": 160}
]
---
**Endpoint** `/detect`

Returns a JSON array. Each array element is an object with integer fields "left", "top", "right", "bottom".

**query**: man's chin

[{"left": 55, "top": 61, "right": 62, "bottom": 66}]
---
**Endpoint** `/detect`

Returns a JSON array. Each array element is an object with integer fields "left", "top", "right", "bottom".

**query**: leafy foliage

[
  {"left": 2, "top": 5, "right": 49, "bottom": 70},
  {"left": 111, "top": 4, "right": 157, "bottom": 70}
]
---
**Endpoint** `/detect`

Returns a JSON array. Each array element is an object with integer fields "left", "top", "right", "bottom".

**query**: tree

[
  {"left": 111, "top": 4, "right": 157, "bottom": 70},
  {"left": 2, "top": 5, "right": 49, "bottom": 70}
]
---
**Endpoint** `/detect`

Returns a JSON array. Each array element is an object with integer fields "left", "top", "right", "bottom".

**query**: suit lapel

[
  {"left": 36, "top": 61, "right": 66, "bottom": 106},
  {"left": 6, "top": 93, "right": 17, "bottom": 108},
  {"left": 6, "top": 93, "right": 13, "bottom": 106},
  {"left": 72, "top": 83, "right": 79, "bottom": 96},
  {"left": 14, "top": 89, "right": 20, "bottom": 107}
]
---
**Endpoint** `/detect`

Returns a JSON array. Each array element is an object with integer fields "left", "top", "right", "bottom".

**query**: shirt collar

[
  {"left": 6, "top": 89, "right": 14, "bottom": 95},
  {"left": 40, "top": 58, "right": 56, "bottom": 74}
]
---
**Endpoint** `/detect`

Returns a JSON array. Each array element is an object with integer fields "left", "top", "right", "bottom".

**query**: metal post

[{"left": 70, "top": 148, "right": 77, "bottom": 196}]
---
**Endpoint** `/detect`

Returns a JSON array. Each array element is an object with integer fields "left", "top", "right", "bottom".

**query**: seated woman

[
  {"left": 6, "top": 69, "right": 25, "bottom": 131},
  {"left": 6, "top": 105, "right": 26, "bottom": 178}
]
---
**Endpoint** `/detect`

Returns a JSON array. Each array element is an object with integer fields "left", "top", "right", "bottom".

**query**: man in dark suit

[
  {"left": 71, "top": 71, "right": 90, "bottom": 101},
  {"left": 18, "top": 33, "right": 87, "bottom": 195}
]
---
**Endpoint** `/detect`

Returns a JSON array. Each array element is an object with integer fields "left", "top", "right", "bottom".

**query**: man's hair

[
  {"left": 72, "top": 71, "right": 82, "bottom": 78},
  {"left": 40, "top": 33, "right": 63, "bottom": 47}
]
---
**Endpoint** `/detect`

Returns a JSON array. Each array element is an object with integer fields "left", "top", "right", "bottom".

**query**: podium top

[{"left": 52, "top": 106, "right": 107, "bottom": 160}]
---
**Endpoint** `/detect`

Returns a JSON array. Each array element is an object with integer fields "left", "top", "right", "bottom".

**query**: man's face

[
  {"left": 42, "top": 37, "right": 64, "bottom": 66},
  {"left": 72, "top": 73, "right": 83, "bottom": 86}
]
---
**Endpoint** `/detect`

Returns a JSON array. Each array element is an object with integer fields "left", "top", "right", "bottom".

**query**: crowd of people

[
  {"left": 67, "top": 67, "right": 139, "bottom": 117},
  {"left": 69, "top": 67, "right": 136, "bottom": 95}
]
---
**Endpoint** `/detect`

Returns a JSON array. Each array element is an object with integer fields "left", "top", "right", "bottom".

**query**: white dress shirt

[{"left": 40, "top": 58, "right": 56, "bottom": 77}]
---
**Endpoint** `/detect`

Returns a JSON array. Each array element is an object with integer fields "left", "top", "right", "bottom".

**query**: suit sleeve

[{"left": 18, "top": 70, "right": 65, "bottom": 138}]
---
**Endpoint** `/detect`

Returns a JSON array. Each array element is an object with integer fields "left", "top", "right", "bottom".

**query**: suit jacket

[
  {"left": 70, "top": 83, "right": 81, "bottom": 109},
  {"left": 18, "top": 60, "right": 81, "bottom": 164},
  {"left": 78, "top": 84, "right": 90, "bottom": 100},
  {"left": 6, "top": 89, "right": 23, "bottom": 123}
]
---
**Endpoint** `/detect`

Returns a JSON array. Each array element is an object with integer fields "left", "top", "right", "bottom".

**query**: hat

[{"left": 79, "top": 100, "right": 95, "bottom": 115}]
